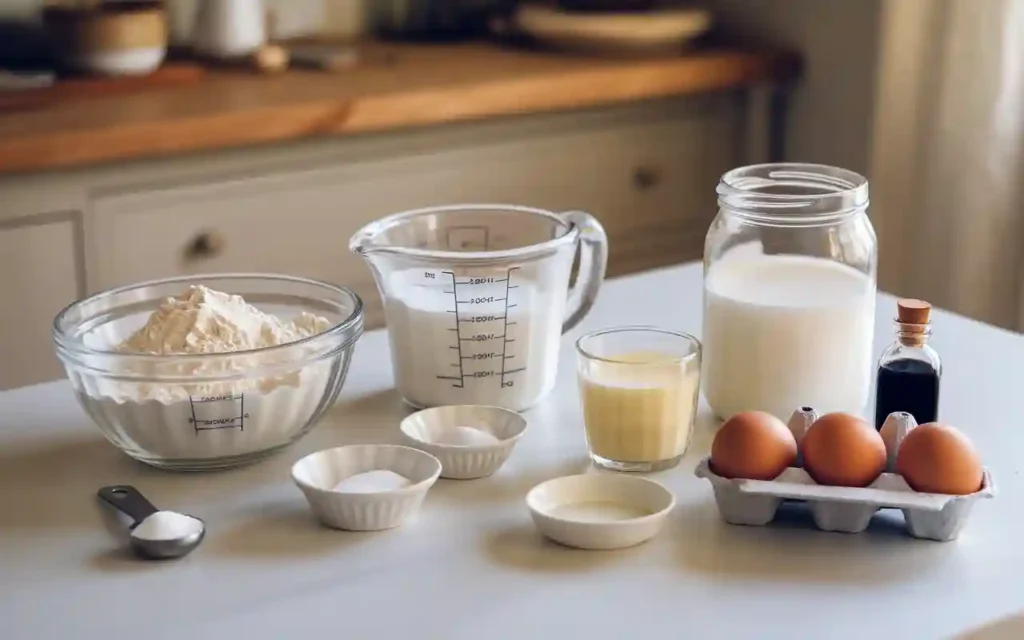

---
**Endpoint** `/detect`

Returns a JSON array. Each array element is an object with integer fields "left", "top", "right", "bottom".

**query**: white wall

[{"left": 709, "top": 0, "right": 884, "bottom": 176}]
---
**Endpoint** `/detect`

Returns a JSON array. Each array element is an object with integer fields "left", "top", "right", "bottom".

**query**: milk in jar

[{"left": 703, "top": 253, "right": 875, "bottom": 420}]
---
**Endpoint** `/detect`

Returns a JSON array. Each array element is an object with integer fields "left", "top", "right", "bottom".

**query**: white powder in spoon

[
  {"left": 332, "top": 470, "right": 412, "bottom": 493},
  {"left": 433, "top": 426, "right": 500, "bottom": 446},
  {"left": 132, "top": 510, "right": 204, "bottom": 541}
]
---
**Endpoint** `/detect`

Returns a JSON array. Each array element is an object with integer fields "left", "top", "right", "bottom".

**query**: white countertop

[{"left": 2, "top": 263, "right": 1023, "bottom": 640}]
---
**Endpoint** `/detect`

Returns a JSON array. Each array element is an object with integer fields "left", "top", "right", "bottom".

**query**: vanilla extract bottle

[{"left": 873, "top": 299, "right": 942, "bottom": 429}]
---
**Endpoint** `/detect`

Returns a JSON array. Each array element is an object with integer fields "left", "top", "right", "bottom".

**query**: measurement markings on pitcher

[
  {"left": 498, "top": 267, "right": 521, "bottom": 388},
  {"left": 436, "top": 267, "right": 523, "bottom": 388}
]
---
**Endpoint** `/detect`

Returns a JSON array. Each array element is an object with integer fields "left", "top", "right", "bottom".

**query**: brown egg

[
  {"left": 896, "top": 423, "right": 983, "bottom": 495},
  {"left": 801, "top": 412, "right": 886, "bottom": 487},
  {"left": 711, "top": 411, "right": 797, "bottom": 480}
]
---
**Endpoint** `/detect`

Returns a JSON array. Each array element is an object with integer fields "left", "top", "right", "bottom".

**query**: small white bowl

[
  {"left": 69, "top": 47, "right": 166, "bottom": 76},
  {"left": 400, "top": 405, "right": 527, "bottom": 480},
  {"left": 291, "top": 445, "right": 441, "bottom": 531},
  {"left": 526, "top": 474, "right": 675, "bottom": 550}
]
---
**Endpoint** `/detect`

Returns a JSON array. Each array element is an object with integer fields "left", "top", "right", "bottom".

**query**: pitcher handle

[{"left": 560, "top": 210, "right": 608, "bottom": 333}]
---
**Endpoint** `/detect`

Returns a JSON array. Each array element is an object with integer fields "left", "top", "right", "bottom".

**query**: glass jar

[{"left": 702, "top": 163, "right": 877, "bottom": 421}]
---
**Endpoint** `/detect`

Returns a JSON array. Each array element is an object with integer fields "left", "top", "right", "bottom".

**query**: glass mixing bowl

[{"left": 53, "top": 274, "right": 364, "bottom": 471}]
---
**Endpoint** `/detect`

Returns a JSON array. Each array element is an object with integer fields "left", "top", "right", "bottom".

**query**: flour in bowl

[
  {"left": 76, "top": 285, "right": 345, "bottom": 463},
  {"left": 119, "top": 285, "right": 330, "bottom": 355},
  {"left": 105, "top": 285, "right": 333, "bottom": 402}
]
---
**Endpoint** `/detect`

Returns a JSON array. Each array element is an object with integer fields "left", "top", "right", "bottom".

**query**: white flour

[
  {"left": 78, "top": 286, "right": 337, "bottom": 462},
  {"left": 119, "top": 285, "right": 329, "bottom": 356},
  {"left": 131, "top": 510, "right": 204, "bottom": 541},
  {"left": 106, "top": 285, "right": 331, "bottom": 403}
]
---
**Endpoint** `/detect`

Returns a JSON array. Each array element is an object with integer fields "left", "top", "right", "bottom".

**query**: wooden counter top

[{"left": 0, "top": 41, "right": 798, "bottom": 174}]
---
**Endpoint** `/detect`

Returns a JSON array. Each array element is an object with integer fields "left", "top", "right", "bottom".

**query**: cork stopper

[
  {"left": 897, "top": 299, "right": 931, "bottom": 325},
  {"left": 896, "top": 299, "right": 931, "bottom": 346}
]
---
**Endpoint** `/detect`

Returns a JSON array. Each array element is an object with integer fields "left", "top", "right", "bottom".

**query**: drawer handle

[
  {"left": 184, "top": 231, "right": 225, "bottom": 261},
  {"left": 633, "top": 165, "right": 662, "bottom": 190}
]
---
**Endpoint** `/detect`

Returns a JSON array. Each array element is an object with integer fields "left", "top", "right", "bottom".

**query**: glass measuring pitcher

[{"left": 350, "top": 204, "right": 608, "bottom": 411}]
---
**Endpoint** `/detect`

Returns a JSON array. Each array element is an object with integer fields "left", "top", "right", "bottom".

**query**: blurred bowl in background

[
  {"left": 511, "top": 4, "right": 712, "bottom": 56},
  {"left": 43, "top": 1, "right": 167, "bottom": 76}
]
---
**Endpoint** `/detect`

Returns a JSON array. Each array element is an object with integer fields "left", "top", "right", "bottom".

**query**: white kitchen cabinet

[
  {"left": 0, "top": 216, "right": 81, "bottom": 390},
  {"left": 89, "top": 102, "right": 738, "bottom": 329}
]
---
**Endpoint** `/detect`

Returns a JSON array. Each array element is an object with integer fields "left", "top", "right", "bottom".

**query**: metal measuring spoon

[{"left": 97, "top": 485, "right": 205, "bottom": 560}]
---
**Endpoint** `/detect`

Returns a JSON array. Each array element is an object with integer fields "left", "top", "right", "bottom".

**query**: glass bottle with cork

[{"left": 873, "top": 299, "right": 941, "bottom": 429}]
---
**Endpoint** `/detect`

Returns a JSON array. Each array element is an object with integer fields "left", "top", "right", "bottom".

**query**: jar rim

[{"left": 717, "top": 163, "right": 869, "bottom": 226}]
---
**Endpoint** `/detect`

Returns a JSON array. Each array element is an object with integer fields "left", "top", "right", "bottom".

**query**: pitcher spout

[
  {"left": 349, "top": 224, "right": 380, "bottom": 257},
  {"left": 349, "top": 221, "right": 404, "bottom": 297},
  {"left": 349, "top": 216, "right": 419, "bottom": 262}
]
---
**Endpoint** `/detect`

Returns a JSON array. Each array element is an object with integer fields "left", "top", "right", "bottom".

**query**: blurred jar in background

[
  {"left": 167, "top": 0, "right": 370, "bottom": 47},
  {"left": 192, "top": 0, "right": 266, "bottom": 59}
]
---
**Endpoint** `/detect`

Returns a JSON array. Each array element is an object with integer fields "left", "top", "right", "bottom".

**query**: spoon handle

[{"left": 98, "top": 485, "right": 160, "bottom": 525}]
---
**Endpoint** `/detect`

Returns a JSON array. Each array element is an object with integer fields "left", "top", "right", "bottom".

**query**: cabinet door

[{"left": 0, "top": 217, "right": 81, "bottom": 390}]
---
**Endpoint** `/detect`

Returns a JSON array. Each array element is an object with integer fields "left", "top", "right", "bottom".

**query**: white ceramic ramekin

[
  {"left": 291, "top": 445, "right": 441, "bottom": 531},
  {"left": 399, "top": 405, "right": 528, "bottom": 480},
  {"left": 526, "top": 473, "right": 675, "bottom": 550}
]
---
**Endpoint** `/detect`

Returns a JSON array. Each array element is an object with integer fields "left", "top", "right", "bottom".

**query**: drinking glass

[{"left": 576, "top": 326, "right": 701, "bottom": 472}]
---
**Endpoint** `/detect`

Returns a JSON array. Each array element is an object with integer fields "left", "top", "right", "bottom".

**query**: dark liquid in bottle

[{"left": 874, "top": 358, "right": 940, "bottom": 428}]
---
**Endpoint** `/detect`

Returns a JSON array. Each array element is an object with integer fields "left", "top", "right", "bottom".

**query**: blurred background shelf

[{"left": 0, "top": 41, "right": 798, "bottom": 174}]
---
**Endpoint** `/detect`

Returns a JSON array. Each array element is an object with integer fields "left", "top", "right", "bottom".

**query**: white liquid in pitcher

[
  {"left": 703, "top": 254, "right": 875, "bottom": 420},
  {"left": 385, "top": 269, "right": 565, "bottom": 410}
]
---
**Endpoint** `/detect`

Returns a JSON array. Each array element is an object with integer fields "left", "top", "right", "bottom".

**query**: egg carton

[{"left": 694, "top": 409, "right": 997, "bottom": 541}]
